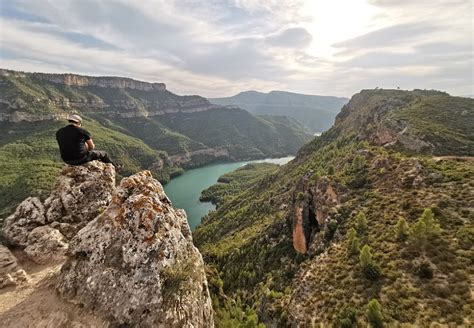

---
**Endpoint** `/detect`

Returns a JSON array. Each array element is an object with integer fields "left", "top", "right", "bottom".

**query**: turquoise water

[{"left": 163, "top": 157, "right": 294, "bottom": 230}]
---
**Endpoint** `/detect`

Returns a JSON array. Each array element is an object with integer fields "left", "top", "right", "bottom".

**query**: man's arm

[{"left": 85, "top": 139, "right": 95, "bottom": 151}]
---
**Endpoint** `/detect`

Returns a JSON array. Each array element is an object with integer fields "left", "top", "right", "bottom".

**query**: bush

[
  {"left": 296, "top": 192, "right": 306, "bottom": 201},
  {"left": 328, "top": 165, "right": 335, "bottom": 175},
  {"left": 362, "top": 263, "right": 381, "bottom": 281},
  {"left": 415, "top": 261, "right": 434, "bottom": 279},
  {"left": 334, "top": 306, "right": 357, "bottom": 328},
  {"left": 366, "top": 299, "right": 384, "bottom": 328}
]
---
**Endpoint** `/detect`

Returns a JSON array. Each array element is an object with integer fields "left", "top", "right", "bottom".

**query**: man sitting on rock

[{"left": 56, "top": 114, "right": 116, "bottom": 167}]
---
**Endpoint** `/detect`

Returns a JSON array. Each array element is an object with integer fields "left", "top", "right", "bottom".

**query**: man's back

[{"left": 56, "top": 124, "right": 91, "bottom": 162}]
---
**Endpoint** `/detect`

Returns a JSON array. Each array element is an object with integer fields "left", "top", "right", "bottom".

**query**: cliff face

[
  {"left": 0, "top": 162, "right": 214, "bottom": 327},
  {"left": 0, "top": 68, "right": 213, "bottom": 121}
]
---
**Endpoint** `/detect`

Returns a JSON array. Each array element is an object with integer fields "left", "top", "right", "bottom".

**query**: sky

[{"left": 0, "top": 0, "right": 472, "bottom": 97}]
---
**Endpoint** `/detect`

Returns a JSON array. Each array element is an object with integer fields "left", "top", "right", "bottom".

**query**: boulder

[
  {"left": 2, "top": 197, "right": 45, "bottom": 247},
  {"left": 24, "top": 226, "right": 68, "bottom": 265},
  {"left": 0, "top": 245, "right": 28, "bottom": 288},
  {"left": 57, "top": 171, "right": 214, "bottom": 327}
]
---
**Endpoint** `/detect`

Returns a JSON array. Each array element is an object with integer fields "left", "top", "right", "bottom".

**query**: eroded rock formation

[
  {"left": 292, "top": 174, "right": 342, "bottom": 254},
  {"left": 57, "top": 170, "right": 214, "bottom": 327},
  {"left": 2, "top": 161, "right": 115, "bottom": 264},
  {"left": 0, "top": 162, "right": 214, "bottom": 327}
]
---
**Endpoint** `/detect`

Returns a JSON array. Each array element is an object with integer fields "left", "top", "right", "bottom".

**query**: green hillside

[
  {"left": 195, "top": 89, "right": 474, "bottom": 326},
  {"left": 200, "top": 163, "right": 280, "bottom": 206}
]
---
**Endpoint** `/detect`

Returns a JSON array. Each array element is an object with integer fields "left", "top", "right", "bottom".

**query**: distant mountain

[
  {"left": 209, "top": 90, "right": 349, "bottom": 133},
  {"left": 0, "top": 69, "right": 311, "bottom": 218},
  {"left": 195, "top": 89, "right": 474, "bottom": 326}
]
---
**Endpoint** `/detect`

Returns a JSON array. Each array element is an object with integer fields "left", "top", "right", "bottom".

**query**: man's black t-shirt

[{"left": 56, "top": 125, "right": 91, "bottom": 162}]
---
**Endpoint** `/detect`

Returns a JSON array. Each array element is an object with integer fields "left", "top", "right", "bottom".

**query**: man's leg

[{"left": 87, "top": 150, "right": 114, "bottom": 165}]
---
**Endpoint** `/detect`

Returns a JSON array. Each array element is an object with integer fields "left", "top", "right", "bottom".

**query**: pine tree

[
  {"left": 359, "top": 245, "right": 381, "bottom": 280},
  {"left": 419, "top": 208, "right": 440, "bottom": 237},
  {"left": 395, "top": 217, "right": 409, "bottom": 241},
  {"left": 366, "top": 299, "right": 384, "bottom": 328},
  {"left": 356, "top": 212, "right": 368, "bottom": 234},
  {"left": 359, "top": 244, "right": 373, "bottom": 268},
  {"left": 347, "top": 228, "right": 360, "bottom": 257}
]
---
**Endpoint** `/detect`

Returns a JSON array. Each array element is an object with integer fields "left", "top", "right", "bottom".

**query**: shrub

[
  {"left": 366, "top": 299, "right": 384, "bottom": 328},
  {"left": 334, "top": 306, "right": 357, "bottom": 328},
  {"left": 457, "top": 226, "right": 474, "bottom": 250},
  {"left": 395, "top": 217, "right": 409, "bottom": 241},
  {"left": 363, "top": 263, "right": 382, "bottom": 281},
  {"left": 328, "top": 165, "right": 335, "bottom": 175},
  {"left": 415, "top": 261, "right": 434, "bottom": 279},
  {"left": 296, "top": 192, "right": 306, "bottom": 201}
]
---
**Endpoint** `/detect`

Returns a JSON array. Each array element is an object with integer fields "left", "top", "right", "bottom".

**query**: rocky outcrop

[
  {"left": 333, "top": 90, "right": 437, "bottom": 154},
  {"left": 2, "top": 161, "right": 115, "bottom": 263},
  {"left": 292, "top": 174, "right": 342, "bottom": 254},
  {"left": 0, "top": 245, "right": 28, "bottom": 288},
  {"left": 57, "top": 170, "right": 214, "bottom": 327}
]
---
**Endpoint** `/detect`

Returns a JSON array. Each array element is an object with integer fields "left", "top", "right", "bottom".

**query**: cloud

[
  {"left": 0, "top": 0, "right": 472, "bottom": 97},
  {"left": 332, "top": 23, "right": 436, "bottom": 49},
  {"left": 266, "top": 27, "right": 312, "bottom": 48}
]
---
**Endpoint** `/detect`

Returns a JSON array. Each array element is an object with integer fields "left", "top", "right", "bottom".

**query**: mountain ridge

[{"left": 209, "top": 90, "right": 349, "bottom": 133}]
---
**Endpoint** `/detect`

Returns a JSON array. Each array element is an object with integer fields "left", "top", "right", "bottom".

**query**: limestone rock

[
  {"left": 291, "top": 175, "right": 343, "bottom": 254},
  {"left": 57, "top": 171, "right": 214, "bottom": 327},
  {"left": 44, "top": 161, "right": 115, "bottom": 226},
  {"left": 2, "top": 197, "right": 46, "bottom": 247},
  {"left": 24, "top": 226, "right": 68, "bottom": 265},
  {"left": 0, "top": 245, "right": 28, "bottom": 288},
  {"left": 1, "top": 161, "right": 115, "bottom": 265}
]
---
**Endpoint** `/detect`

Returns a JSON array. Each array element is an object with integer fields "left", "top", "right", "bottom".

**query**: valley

[{"left": 0, "top": 69, "right": 311, "bottom": 220}]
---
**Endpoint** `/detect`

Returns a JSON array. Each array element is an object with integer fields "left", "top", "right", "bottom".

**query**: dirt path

[{"left": 0, "top": 251, "right": 108, "bottom": 328}]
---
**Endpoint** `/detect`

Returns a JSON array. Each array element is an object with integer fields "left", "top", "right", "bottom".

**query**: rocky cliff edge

[{"left": 0, "top": 161, "right": 214, "bottom": 327}]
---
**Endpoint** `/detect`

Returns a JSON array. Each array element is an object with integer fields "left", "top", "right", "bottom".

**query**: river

[{"left": 163, "top": 157, "right": 294, "bottom": 230}]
